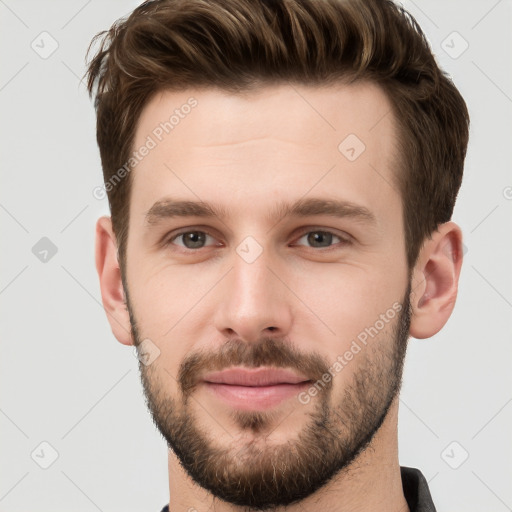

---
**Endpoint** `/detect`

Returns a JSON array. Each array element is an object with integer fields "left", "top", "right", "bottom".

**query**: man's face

[{"left": 124, "top": 83, "right": 411, "bottom": 508}]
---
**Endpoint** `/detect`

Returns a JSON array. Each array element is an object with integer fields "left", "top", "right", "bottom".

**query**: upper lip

[{"left": 202, "top": 367, "right": 311, "bottom": 386}]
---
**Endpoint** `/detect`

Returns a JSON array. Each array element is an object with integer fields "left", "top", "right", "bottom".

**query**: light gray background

[{"left": 1, "top": 1, "right": 511, "bottom": 511}]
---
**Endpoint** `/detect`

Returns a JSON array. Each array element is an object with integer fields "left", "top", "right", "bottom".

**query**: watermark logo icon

[
  {"left": 236, "top": 236, "right": 263, "bottom": 264},
  {"left": 134, "top": 338, "right": 161, "bottom": 366},
  {"left": 31, "top": 32, "right": 59, "bottom": 59},
  {"left": 441, "top": 440, "right": 469, "bottom": 469},
  {"left": 338, "top": 134, "right": 366, "bottom": 161},
  {"left": 32, "top": 237, "right": 58, "bottom": 263},
  {"left": 441, "top": 31, "right": 469, "bottom": 59},
  {"left": 31, "top": 441, "right": 59, "bottom": 469}
]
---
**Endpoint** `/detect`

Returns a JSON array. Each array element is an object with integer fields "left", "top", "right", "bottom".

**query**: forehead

[
  {"left": 135, "top": 81, "right": 396, "bottom": 152},
  {"left": 130, "top": 82, "right": 401, "bottom": 232}
]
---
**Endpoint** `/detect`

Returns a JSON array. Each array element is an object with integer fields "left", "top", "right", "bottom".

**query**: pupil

[
  {"left": 184, "top": 231, "right": 205, "bottom": 248},
  {"left": 308, "top": 231, "right": 331, "bottom": 247}
]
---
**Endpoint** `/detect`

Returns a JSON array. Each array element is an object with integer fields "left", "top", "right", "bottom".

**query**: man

[{"left": 87, "top": 0, "right": 469, "bottom": 510}]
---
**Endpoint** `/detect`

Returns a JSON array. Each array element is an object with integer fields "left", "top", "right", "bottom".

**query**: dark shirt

[
  {"left": 159, "top": 465, "right": 436, "bottom": 512},
  {"left": 399, "top": 466, "right": 437, "bottom": 512}
]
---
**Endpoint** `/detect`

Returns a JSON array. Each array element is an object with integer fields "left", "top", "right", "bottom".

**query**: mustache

[{"left": 178, "top": 337, "right": 333, "bottom": 397}]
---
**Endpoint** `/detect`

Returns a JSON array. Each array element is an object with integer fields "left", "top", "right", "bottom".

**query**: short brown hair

[{"left": 86, "top": 0, "right": 469, "bottom": 272}]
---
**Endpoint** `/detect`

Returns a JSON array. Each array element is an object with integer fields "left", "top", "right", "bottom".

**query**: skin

[{"left": 95, "top": 82, "right": 463, "bottom": 511}]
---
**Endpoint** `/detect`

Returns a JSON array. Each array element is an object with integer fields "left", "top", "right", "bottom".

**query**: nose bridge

[{"left": 213, "top": 240, "right": 292, "bottom": 341}]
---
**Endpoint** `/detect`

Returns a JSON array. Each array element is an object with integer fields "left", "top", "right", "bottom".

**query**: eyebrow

[{"left": 144, "top": 197, "right": 377, "bottom": 227}]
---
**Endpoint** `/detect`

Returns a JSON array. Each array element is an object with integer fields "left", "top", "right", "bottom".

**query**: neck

[{"left": 166, "top": 396, "right": 409, "bottom": 512}]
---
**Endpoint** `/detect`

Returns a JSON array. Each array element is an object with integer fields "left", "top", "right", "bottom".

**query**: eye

[
  {"left": 164, "top": 228, "right": 351, "bottom": 252},
  {"left": 293, "top": 230, "right": 350, "bottom": 249},
  {"left": 168, "top": 230, "right": 219, "bottom": 250}
]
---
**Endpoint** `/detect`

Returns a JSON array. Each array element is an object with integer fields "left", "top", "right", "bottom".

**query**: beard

[{"left": 125, "top": 282, "right": 412, "bottom": 511}]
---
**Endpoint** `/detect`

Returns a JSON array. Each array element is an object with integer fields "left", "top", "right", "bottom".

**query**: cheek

[
  {"left": 319, "top": 311, "right": 401, "bottom": 401},
  {"left": 293, "top": 262, "right": 404, "bottom": 341},
  {"left": 126, "top": 270, "right": 195, "bottom": 383},
  {"left": 128, "top": 259, "right": 213, "bottom": 338}
]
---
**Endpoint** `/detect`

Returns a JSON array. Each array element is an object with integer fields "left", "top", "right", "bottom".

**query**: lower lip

[{"left": 203, "top": 382, "right": 311, "bottom": 411}]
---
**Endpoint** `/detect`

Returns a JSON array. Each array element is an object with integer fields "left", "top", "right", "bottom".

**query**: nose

[{"left": 213, "top": 245, "right": 293, "bottom": 343}]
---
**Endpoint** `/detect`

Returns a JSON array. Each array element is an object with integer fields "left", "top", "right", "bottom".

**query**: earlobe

[
  {"left": 409, "top": 221, "right": 464, "bottom": 340},
  {"left": 95, "top": 216, "right": 133, "bottom": 346}
]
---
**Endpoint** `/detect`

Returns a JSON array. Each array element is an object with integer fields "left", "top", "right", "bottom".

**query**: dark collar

[{"left": 401, "top": 466, "right": 437, "bottom": 512}]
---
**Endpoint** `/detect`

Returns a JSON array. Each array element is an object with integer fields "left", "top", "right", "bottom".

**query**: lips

[
  {"left": 202, "top": 367, "right": 311, "bottom": 386},
  {"left": 201, "top": 367, "right": 312, "bottom": 411}
]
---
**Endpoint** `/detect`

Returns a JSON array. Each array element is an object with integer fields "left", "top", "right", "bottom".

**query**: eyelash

[{"left": 164, "top": 228, "right": 352, "bottom": 252}]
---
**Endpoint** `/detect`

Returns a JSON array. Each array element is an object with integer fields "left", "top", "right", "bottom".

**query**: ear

[
  {"left": 409, "top": 221, "right": 464, "bottom": 339},
  {"left": 95, "top": 216, "right": 133, "bottom": 346}
]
